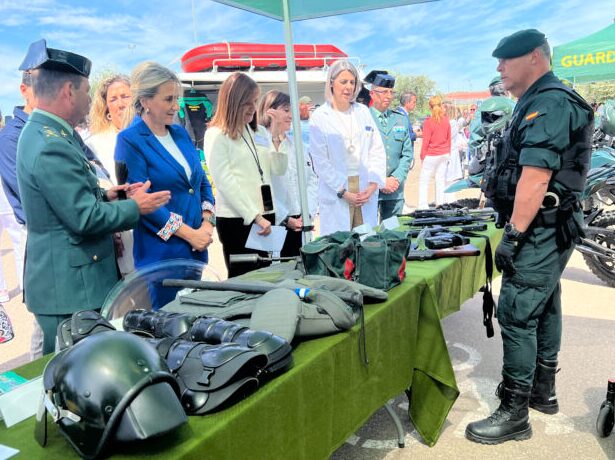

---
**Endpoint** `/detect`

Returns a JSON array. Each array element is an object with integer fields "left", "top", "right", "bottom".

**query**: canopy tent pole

[{"left": 282, "top": 0, "right": 314, "bottom": 242}]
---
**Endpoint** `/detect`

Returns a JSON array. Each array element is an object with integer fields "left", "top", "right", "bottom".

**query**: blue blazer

[{"left": 115, "top": 117, "right": 214, "bottom": 269}]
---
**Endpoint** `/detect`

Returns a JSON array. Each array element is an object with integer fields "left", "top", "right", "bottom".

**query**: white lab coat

[{"left": 309, "top": 102, "right": 386, "bottom": 236}]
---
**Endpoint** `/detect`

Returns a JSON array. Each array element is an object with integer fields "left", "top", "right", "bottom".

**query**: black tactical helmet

[{"left": 39, "top": 330, "right": 187, "bottom": 459}]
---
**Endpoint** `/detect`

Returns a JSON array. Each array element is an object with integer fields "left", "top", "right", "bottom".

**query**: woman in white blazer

[
  {"left": 309, "top": 60, "right": 386, "bottom": 236},
  {"left": 205, "top": 72, "right": 288, "bottom": 277}
]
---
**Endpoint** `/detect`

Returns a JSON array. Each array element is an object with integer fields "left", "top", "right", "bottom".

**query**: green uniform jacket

[
  {"left": 17, "top": 110, "right": 140, "bottom": 315},
  {"left": 371, "top": 108, "right": 414, "bottom": 201}
]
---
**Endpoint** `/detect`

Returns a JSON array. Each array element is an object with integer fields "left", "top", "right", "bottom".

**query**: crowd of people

[
  {"left": 0, "top": 26, "right": 602, "bottom": 448},
  {"left": 0, "top": 40, "right": 494, "bottom": 353},
  {"left": 0, "top": 37, "right": 478, "bottom": 352}
]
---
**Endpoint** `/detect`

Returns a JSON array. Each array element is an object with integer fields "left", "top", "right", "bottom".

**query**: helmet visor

[{"left": 115, "top": 381, "right": 187, "bottom": 442}]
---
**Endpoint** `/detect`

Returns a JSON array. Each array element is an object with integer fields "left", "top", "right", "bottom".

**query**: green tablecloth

[{"left": 0, "top": 225, "right": 501, "bottom": 459}]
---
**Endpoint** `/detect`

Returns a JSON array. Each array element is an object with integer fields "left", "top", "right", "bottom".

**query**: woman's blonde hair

[
  {"left": 123, "top": 61, "right": 180, "bottom": 128},
  {"left": 429, "top": 95, "right": 444, "bottom": 123},
  {"left": 257, "top": 90, "right": 290, "bottom": 129},
  {"left": 210, "top": 72, "right": 259, "bottom": 139},
  {"left": 89, "top": 74, "right": 130, "bottom": 134},
  {"left": 324, "top": 59, "right": 361, "bottom": 104},
  {"left": 443, "top": 100, "right": 456, "bottom": 119}
]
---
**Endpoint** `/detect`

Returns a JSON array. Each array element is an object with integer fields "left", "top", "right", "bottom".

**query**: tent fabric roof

[
  {"left": 552, "top": 23, "right": 615, "bottom": 84},
  {"left": 211, "top": 0, "right": 436, "bottom": 21}
]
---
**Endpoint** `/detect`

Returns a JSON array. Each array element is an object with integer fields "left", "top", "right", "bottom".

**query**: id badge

[{"left": 261, "top": 184, "right": 274, "bottom": 212}]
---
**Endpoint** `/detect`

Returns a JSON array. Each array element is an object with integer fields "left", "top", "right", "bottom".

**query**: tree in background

[
  {"left": 390, "top": 74, "right": 436, "bottom": 119},
  {"left": 575, "top": 81, "right": 615, "bottom": 103},
  {"left": 89, "top": 67, "right": 121, "bottom": 100}
]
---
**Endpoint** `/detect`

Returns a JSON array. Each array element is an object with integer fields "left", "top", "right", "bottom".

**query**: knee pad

[
  {"left": 123, "top": 309, "right": 197, "bottom": 338},
  {"left": 57, "top": 310, "right": 115, "bottom": 350}
]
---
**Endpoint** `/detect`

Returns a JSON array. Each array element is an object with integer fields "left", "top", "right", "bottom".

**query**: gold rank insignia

[
  {"left": 42, "top": 127, "right": 59, "bottom": 138},
  {"left": 525, "top": 111, "right": 539, "bottom": 121}
]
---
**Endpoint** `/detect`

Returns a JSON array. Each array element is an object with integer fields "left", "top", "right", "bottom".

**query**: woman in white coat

[{"left": 309, "top": 60, "right": 386, "bottom": 236}]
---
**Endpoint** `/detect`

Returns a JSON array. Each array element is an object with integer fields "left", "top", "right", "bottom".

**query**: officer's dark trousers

[
  {"left": 496, "top": 224, "right": 575, "bottom": 387},
  {"left": 378, "top": 198, "right": 405, "bottom": 222},
  {"left": 35, "top": 312, "right": 81, "bottom": 354}
]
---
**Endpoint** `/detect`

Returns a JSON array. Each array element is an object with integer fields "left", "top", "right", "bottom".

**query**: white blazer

[{"left": 309, "top": 102, "right": 386, "bottom": 236}]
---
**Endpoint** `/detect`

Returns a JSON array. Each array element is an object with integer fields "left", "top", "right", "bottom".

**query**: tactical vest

[{"left": 482, "top": 81, "right": 593, "bottom": 219}]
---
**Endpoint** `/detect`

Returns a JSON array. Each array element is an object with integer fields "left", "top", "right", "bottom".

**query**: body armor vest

[{"left": 482, "top": 81, "right": 593, "bottom": 219}]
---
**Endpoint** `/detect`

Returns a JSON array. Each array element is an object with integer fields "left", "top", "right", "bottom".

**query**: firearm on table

[
  {"left": 404, "top": 214, "right": 494, "bottom": 227},
  {"left": 424, "top": 233, "right": 470, "bottom": 249},
  {"left": 229, "top": 254, "right": 301, "bottom": 265},
  {"left": 407, "top": 243, "right": 481, "bottom": 261},
  {"left": 400, "top": 207, "right": 496, "bottom": 219},
  {"left": 162, "top": 279, "right": 363, "bottom": 309},
  {"left": 406, "top": 223, "right": 488, "bottom": 238}
]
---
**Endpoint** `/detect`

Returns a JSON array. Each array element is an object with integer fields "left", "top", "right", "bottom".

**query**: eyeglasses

[{"left": 372, "top": 89, "right": 397, "bottom": 96}]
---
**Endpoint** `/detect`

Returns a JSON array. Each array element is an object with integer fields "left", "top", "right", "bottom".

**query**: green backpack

[
  {"left": 354, "top": 230, "right": 410, "bottom": 290},
  {"left": 301, "top": 230, "right": 410, "bottom": 291},
  {"left": 300, "top": 231, "right": 359, "bottom": 280}
]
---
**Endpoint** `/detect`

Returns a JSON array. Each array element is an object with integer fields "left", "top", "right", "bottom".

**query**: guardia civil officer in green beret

[
  {"left": 466, "top": 29, "right": 593, "bottom": 444},
  {"left": 16, "top": 39, "right": 171, "bottom": 354},
  {"left": 369, "top": 74, "right": 414, "bottom": 220}
]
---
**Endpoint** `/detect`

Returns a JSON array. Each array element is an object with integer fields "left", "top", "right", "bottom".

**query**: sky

[{"left": 0, "top": 0, "right": 613, "bottom": 116}]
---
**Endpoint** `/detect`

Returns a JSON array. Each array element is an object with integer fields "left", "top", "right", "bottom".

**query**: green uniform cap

[
  {"left": 492, "top": 29, "right": 546, "bottom": 59},
  {"left": 19, "top": 39, "right": 91, "bottom": 77}
]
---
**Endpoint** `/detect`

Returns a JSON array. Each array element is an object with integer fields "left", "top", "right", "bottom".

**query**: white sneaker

[{"left": 0, "top": 290, "right": 9, "bottom": 303}]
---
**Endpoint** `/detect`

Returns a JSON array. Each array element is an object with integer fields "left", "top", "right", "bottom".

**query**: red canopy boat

[{"left": 180, "top": 42, "right": 348, "bottom": 73}]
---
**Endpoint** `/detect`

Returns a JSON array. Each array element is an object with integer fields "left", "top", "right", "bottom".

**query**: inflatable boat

[{"left": 181, "top": 42, "right": 347, "bottom": 73}]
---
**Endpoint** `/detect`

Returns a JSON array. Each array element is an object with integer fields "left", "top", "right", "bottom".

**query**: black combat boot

[
  {"left": 529, "top": 359, "right": 559, "bottom": 414},
  {"left": 466, "top": 378, "right": 532, "bottom": 444}
]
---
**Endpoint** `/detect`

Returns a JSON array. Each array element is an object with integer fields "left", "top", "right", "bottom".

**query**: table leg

[{"left": 384, "top": 402, "right": 405, "bottom": 448}]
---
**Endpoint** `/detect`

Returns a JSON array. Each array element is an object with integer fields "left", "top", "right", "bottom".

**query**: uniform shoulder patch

[
  {"left": 525, "top": 111, "right": 540, "bottom": 121},
  {"left": 42, "top": 126, "right": 60, "bottom": 138}
]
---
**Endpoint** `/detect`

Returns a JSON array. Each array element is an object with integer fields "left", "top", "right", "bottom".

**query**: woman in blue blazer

[{"left": 116, "top": 62, "right": 215, "bottom": 309}]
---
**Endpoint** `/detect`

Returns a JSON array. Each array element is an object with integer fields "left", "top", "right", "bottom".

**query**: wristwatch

[
  {"left": 204, "top": 214, "right": 216, "bottom": 227},
  {"left": 337, "top": 188, "right": 346, "bottom": 199},
  {"left": 504, "top": 222, "right": 524, "bottom": 240}
]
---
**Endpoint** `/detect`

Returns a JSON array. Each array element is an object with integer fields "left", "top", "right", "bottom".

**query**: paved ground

[
  {"left": 331, "top": 249, "right": 615, "bottom": 459},
  {"left": 2, "top": 156, "right": 614, "bottom": 458}
]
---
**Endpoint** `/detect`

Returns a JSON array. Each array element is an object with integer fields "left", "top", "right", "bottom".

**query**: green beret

[{"left": 492, "top": 29, "right": 546, "bottom": 59}]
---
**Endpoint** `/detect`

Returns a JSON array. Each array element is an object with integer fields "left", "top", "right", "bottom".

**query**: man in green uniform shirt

[
  {"left": 466, "top": 29, "right": 593, "bottom": 444},
  {"left": 16, "top": 39, "right": 171, "bottom": 354},
  {"left": 369, "top": 74, "right": 414, "bottom": 220}
]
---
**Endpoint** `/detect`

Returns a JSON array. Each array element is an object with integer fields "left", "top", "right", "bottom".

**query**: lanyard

[{"left": 241, "top": 127, "right": 264, "bottom": 183}]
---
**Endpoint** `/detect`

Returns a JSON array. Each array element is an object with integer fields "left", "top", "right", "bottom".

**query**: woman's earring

[
  {"left": 145, "top": 107, "right": 150, "bottom": 114},
  {"left": 106, "top": 113, "right": 112, "bottom": 121}
]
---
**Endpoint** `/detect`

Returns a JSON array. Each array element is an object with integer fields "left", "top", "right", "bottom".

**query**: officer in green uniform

[
  {"left": 466, "top": 29, "right": 593, "bottom": 444},
  {"left": 369, "top": 74, "right": 414, "bottom": 220},
  {"left": 16, "top": 39, "right": 171, "bottom": 354}
]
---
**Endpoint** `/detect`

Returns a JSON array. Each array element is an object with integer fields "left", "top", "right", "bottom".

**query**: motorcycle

[{"left": 576, "top": 156, "right": 615, "bottom": 287}]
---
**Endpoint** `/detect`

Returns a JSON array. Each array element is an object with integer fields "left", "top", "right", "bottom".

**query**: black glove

[{"left": 495, "top": 235, "right": 521, "bottom": 275}]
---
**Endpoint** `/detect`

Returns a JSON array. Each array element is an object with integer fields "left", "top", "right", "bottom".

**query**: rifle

[
  {"left": 162, "top": 279, "right": 363, "bottom": 309},
  {"left": 406, "top": 222, "right": 488, "bottom": 238},
  {"left": 404, "top": 214, "right": 494, "bottom": 227},
  {"left": 400, "top": 207, "right": 496, "bottom": 219},
  {"left": 229, "top": 254, "right": 301, "bottom": 265},
  {"left": 406, "top": 243, "right": 480, "bottom": 261}
]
